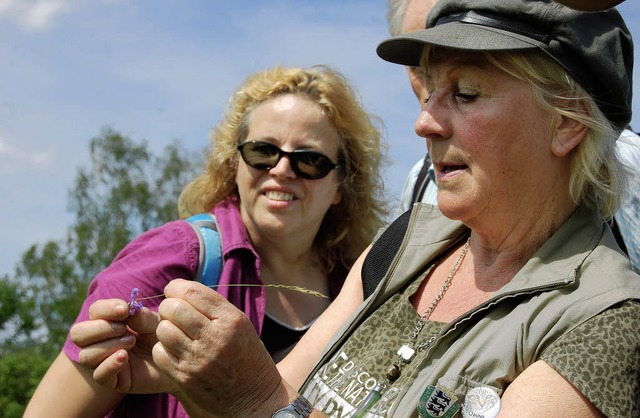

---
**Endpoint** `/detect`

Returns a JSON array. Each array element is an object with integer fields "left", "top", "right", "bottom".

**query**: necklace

[{"left": 352, "top": 236, "right": 471, "bottom": 418}]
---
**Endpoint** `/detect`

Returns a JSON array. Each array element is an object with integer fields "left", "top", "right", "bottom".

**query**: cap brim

[{"left": 377, "top": 21, "right": 542, "bottom": 66}]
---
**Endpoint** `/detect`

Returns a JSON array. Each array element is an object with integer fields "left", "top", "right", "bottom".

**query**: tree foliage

[{"left": 0, "top": 128, "right": 202, "bottom": 416}]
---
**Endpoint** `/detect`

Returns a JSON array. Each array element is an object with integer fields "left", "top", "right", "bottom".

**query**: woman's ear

[
  {"left": 551, "top": 115, "right": 588, "bottom": 157},
  {"left": 332, "top": 189, "right": 343, "bottom": 205}
]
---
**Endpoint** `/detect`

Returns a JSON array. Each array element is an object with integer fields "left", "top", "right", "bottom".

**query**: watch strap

[{"left": 271, "top": 395, "right": 313, "bottom": 418}]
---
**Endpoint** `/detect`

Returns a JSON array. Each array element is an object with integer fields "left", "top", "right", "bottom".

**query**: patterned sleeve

[{"left": 540, "top": 300, "right": 640, "bottom": 417}]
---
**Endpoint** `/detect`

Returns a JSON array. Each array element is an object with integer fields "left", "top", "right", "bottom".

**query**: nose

[
  {"left": 414, "top": 93, "right": 448, "bottom": 140},
  {"left": 268, "top": 154, "right": 296, "bottom": 179}
]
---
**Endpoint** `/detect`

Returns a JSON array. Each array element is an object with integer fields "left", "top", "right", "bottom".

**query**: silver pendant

[{"left": 397, "top": 344, "right": 416, "bottom": 362}]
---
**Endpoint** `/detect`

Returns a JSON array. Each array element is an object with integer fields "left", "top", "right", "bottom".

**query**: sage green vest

[{"left": 301, "top": 204, "right": 640, "bottom": 417}]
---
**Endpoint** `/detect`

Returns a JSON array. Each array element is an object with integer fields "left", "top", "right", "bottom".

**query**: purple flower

[{"left": 129, "top": 287, "right": 144, "bottom": 315}]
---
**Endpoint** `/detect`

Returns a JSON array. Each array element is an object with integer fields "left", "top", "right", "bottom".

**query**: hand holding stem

[{"left": 70, "top": 297, "right": 173, "bottom": 394}]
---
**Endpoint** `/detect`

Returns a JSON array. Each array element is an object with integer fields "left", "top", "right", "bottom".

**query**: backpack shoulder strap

[
  {"left": 361, "top": 209, "right": 412, "bottom": 300},
  {"left": 411, "top": 154, "right": 432, "bottom": 204},
  {"left": 610, "top": 217, "right": 628, "bottom": 255},
  {"left": 185, "top": 213, "right": 223, "bottom": 287}
]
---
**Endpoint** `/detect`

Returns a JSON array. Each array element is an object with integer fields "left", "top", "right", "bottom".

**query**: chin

[
  {"left": 437, "top": 196, "right": 475, "bottom": 222},
  {"left": 439, "top": 208, "right": 467, "bottom": 222}
]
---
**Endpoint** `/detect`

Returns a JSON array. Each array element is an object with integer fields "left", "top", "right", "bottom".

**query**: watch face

[
  {"left": 272, "top": 396, "right": 313, "bottom": 418},
  {"left": 273, "top": 412, "right": 297, "bottom": 418}
]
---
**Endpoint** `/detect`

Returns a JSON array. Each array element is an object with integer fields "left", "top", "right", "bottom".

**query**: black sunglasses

[{"left": 237, "top": 141, "right": 341, "bottom": 180}]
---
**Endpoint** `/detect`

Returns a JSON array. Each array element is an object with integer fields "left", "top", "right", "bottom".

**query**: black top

[{"left": 261, "top": 314, "right": 312, "bottom": 357}]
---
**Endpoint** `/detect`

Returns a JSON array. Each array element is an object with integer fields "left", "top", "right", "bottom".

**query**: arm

[
  {"left": 153, "top": 245, "right": 371, "bottom": 417},
  {"left": 71, "top": 246, "right": 370, "bottom": 416},
  {"left": 23, "top": 351, "right": 125, "bottom": 418},
  {"left": 153, "top": 279, "right": 339, "bottom": 417},
  {"left": 499, "top": 360, "right": 604, "bottom": 417},
  {"left": 277, "top": 245, "right": 370, "bottom": 389},
  {"left": 27, "top": 221, "right": 198, "bottom": 415}
]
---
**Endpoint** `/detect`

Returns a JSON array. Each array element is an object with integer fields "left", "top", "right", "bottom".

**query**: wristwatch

[{"left": 271, "top": 395, "right": 314, "bottom": 418}]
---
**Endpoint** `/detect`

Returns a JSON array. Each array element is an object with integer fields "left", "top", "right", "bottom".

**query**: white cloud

[
  {"left": 23, "top": 0, "right": 68, "bottom": 30},
  {"left": 0, "top": 138, "right": 52, "bottom": 173},
  {"left": 0, "top": 0, "right": 72, "bottom": 30},
  {"left": 0, "top": 0, "right": 16, "bottom": 15}
]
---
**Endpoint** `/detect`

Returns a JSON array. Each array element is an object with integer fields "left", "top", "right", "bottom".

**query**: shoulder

[
  {"left": 617, "top": 129, "right": 640, "bottom": 164},
  {"left": 397, "top": 157, "right": 429, "bottom": 211},
  {"left": 540, "top": 301, "right": 640, "bottom": 417},
  {"left": 544, "top": 301, "right": 640, "bottom": 353},
  {"left": 112, "top": 219, "right": 199, "bottom": 264},
  {"left": 119, "top": 219, "right": 199, "bottom": 246},
  {"left": 581, "top": 233, "right": 640, "bottom": 296},
  {"left": 90, "top": 219, "right": 201, "bottom": 299}
]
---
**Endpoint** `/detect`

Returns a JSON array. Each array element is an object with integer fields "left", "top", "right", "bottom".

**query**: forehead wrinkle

[{"left": 424, "top": 53, "right": 493, "bottom": 87}]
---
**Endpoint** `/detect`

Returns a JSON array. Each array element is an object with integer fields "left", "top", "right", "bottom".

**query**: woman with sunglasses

[{"left": 25, "top": 65, "right": 388, "bottom": 418}]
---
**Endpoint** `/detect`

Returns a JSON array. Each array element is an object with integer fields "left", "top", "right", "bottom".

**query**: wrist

[
  {"left": 271, "top": 394, "right": 313, "bottom": 418},
  {"left": 257, "top": 381, "right": 318, "bottom": 418}
]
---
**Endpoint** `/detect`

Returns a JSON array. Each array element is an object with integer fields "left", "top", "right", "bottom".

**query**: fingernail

[
  {"left": 115, "top": 303, "right": 127, "bottom": 316},
  {"left": 111, "top": 322, "right": 126, "bottom": 332},
  {"left": 120, "top": 335, "right": 135, "bottom": 344}
]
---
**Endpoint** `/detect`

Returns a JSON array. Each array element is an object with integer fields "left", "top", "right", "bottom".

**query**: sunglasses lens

[
  {"left": 239, "top": 142, "right": 280, "bottom": 169},
  {"left": 238, "top": 141, "right": 339, "bottom": 180},
  {"left": 294, "top": 151, "right": 336, "bottom": 179}
]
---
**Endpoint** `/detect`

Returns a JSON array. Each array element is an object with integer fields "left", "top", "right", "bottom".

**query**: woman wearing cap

[
  {"left": 65, "top": 1, "right": 640, "bottom": 417},
  {"left": 24, "top": 65, "right": 388, "bottom": 418}
]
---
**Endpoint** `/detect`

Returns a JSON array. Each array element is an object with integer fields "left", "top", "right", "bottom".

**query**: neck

[
  {"left": 258, "top": 245, "right": 331, "bottom": 329},
  {"left": 257, "top": 243, "right": 324, "bottom": 287},
  {"left": 468, "top": 198, "right": 577, "bottom": 287},
  {"left": 247, "top": 216, "right": 323, "bottom": 282}
]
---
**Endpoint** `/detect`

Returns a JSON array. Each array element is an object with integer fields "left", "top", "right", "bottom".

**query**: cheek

[
  {"left": 471, "top": 124, "right": 544, "bottom": 189},
  {"left": 310, "top": 178, "right": 342, "bottom": 207},
  {"left": 458, "top": 120, "right": 514, "bottom": 186},
  {"left": 235, "top": 164, "right": 259, "bottom": 195},
  {"left": 235, "top": 166, "right": 245, "bottom": 188}
]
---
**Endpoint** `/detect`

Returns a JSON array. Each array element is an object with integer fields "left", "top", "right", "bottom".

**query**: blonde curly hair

[{"left": 179, "top": 65, "right": 388, "bottom": 273}]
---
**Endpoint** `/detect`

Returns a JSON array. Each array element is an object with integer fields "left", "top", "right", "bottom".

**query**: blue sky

[{"left": 1, "top": 0, "right": 640, "bottom": 276}]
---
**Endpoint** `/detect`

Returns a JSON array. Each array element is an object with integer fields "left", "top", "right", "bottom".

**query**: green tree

[{"left": 0, "top": 127, "right": 202, "bottom": 417}]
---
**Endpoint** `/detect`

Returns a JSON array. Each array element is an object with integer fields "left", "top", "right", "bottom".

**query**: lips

[
  {"left": 441, "top": 164, "right": 467, "bottom": 174},
  {"left": 265, "top": 190, "right": 295, "bottom": 201},
  {"left": 433, "top": 161, "right": 469, "bottom": 183}
]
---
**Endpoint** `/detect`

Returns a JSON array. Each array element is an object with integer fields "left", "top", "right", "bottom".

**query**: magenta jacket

[{"left": 62, "top": 196, "right": 344, "bottom": 417}]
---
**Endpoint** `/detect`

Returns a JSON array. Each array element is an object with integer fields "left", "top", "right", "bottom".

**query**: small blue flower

[{"left": 129, "top": 288, "right": 144, "bottom": 315}]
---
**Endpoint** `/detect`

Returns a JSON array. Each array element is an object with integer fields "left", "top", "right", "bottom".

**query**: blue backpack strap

[{"left": 185, "top": 213, "right": 223, "bottom": 287}]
